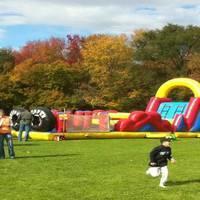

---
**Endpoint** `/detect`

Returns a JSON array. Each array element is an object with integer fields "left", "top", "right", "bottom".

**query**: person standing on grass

[
  {"left": 18, "top": 107, "right": 32, "bottom": 142},
  {"left": 0, "top": 109, "right": 15, "bottom": 159},
  {"left": 146, "top": 137, "right": 176, "bottom": 188}
]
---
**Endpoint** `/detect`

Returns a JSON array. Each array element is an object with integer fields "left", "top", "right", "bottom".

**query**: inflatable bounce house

[{"left": 11, "top": 78, "right": 200, "bottom": 140}]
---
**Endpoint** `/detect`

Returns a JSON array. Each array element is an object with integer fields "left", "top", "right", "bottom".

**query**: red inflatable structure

[{"left": 114, "top": 111, "right": 173, "bottom": 132}]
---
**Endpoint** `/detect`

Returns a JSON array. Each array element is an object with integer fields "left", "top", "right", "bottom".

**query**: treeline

[{"left": 0, "top": 24, "right": 200, "bottom": 112}]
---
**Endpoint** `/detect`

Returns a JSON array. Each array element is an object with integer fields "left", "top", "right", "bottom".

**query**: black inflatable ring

[
  {"left": 10, "top": 108, "right": 25, "bottom": 131},
  {"left": 31, "top": 107, "right": 56, "bottom": 132}
]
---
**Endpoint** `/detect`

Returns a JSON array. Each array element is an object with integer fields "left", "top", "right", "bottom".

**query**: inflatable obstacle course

[
  {"left": 10, "top": 78, "right": 200, "bottom": 140},
  {"left": 11, "top": 130, "right": 200, "bottom": 141}
]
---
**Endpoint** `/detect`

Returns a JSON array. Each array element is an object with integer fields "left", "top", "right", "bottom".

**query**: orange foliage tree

[{"left": 14, "top": 37, "right": 65, "bottom": 65}]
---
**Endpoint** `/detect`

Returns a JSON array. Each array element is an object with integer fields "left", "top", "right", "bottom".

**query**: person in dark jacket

[
  {"left": 18, "top": 108, "right": 32, "bottom": 142},
  {"left": 146, "top": 137, "right": 176, "bottom": 188}
]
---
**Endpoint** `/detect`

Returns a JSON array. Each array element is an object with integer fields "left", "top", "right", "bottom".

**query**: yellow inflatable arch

[{"left": 155, "top": 78, "right": 200, "bottom": 98}]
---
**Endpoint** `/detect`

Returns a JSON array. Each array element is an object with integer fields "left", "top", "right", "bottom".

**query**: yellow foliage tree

[{"left": 81, "top": 34, "right": 134, "bottom": 109}]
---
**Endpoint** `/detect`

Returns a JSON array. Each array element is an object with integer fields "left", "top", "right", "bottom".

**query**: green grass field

[{"left": 0, "top": 138, "right": 200, "bottom": 200}]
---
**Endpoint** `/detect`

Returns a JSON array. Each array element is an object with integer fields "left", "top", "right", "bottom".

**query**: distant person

[
  {"left": 146, "top": 137, "right": 176, "bottom": 188},
  {"left": 0, "top": 109, "right": 15, "bottom": 159},
  {"left": 18, "top": 108, "right": 32, "bottom": 142}
]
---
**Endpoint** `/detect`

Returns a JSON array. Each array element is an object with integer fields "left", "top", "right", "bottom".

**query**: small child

[{"left": 146, "top": 137, "right": 176, "bottom": 188}]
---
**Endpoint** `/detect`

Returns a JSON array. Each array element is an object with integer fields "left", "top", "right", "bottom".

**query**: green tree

[
  {"left": 187, "top": 53, "right": 200, "bottom": 80},
  {"left": 133, "top": 24, "right": 200, "bottom": 75},
  {"left": 131, "top": 24, "right": 200, "bottom": 102}
]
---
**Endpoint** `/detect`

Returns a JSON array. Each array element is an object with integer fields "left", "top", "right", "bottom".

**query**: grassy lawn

[{"left": 0, "top": 138, "right": 200, "bottom": 200}]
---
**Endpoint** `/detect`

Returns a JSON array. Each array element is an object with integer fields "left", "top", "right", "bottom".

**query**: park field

[{"left": 0, "top": 138, "right": 200, "bottom": 200}]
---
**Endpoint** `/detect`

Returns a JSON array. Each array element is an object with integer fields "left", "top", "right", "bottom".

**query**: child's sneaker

[{"left": 159, "top": 184, "right": 167, "bottom": 188}]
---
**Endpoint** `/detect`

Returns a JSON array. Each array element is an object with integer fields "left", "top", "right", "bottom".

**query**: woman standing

[{"left": 0, "top": 109, "right": 15, "bottom": 159}]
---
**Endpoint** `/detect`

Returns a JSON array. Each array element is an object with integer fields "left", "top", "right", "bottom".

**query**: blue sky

[
  {"left": 0, "top": 0, "right": 199, "bottom": 49},
  {"left": 0, "top": 25, "right": 90, "bottom": 49}
]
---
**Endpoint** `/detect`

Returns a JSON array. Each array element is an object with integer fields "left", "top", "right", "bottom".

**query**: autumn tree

[
  {"left": 0, "top": 48, "right": 15, "bottom": 74},
  {"left": 10, "top": 61, "right": 76, "bottom": 108},
  {"left": 0, "top": 48, "right": 16, "bottom": 112},
  {"left": 14, "top": 37, "right": 65, "bottom": 65},
  {"left": 1, "top": 24, "right": 199, "bottom": 112},
  {"left": 62, "top": 35, "right": 84, "bottom": 65},
  {"left": 81, "top": 34, "right": 135, "bottom": 110}
]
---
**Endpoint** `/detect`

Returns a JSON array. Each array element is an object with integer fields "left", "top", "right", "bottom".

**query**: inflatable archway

[{"left": 155, "top": 78, "right": 200, "bottom": 98}]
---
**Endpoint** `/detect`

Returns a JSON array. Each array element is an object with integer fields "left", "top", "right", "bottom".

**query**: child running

[{"left": 146, "top": 137, "right": 176, "bottom": 188}]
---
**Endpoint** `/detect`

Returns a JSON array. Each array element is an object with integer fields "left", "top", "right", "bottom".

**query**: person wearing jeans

[
  {"left": 18, "top": 109, "right": 32, "bottom": 142},
  {"left": 0, "top": 109, "right": 15, "bottom": 159}
]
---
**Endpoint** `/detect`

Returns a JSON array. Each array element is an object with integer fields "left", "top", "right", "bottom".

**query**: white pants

[{"left": 146, "top": 166, "right": 168, "bottom": 185}]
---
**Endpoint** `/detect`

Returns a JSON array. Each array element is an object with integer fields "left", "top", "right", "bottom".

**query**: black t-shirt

[{"left": 149, "top": 145, "right": 172, "bottom": 167}]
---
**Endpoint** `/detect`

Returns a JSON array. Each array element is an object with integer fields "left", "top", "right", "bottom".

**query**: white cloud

[{"left": 0, "top": 0, "right": 199, "bottom": 33}]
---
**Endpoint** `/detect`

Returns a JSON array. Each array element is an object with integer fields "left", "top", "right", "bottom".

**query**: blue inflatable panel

[
  {"left": 139, "top": 123, "right": 155, "bottom": 132},
  {"left": 176, "top": 115, "right": 187, "bottom": 132},
  {"left": 157, "top": 102, "right": 188, "bottom": 121},
  {"left": 190, "top": 112, "right": 200, "bottom": 132}
]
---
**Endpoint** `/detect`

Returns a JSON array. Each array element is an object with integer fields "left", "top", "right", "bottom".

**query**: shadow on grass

[
  {"left": 13, "top": 143, "right": 40, "bottom": 146},
  {"left": 168, "top": 179, "right": 200, "bottom": 186},
  {"left": 16, "top": 154, "right": 79, "bottom": 159}
]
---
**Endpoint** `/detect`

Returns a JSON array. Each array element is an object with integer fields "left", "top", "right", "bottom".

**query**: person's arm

[
  {"left": 0, "top": 118, "right": 3, "bottom": 127},
  {"left": 8, "top": 117, "right": 11, "bottom": 127},
  {"left": 168, "top": 148, "right": 176, "bottom": 163}
]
